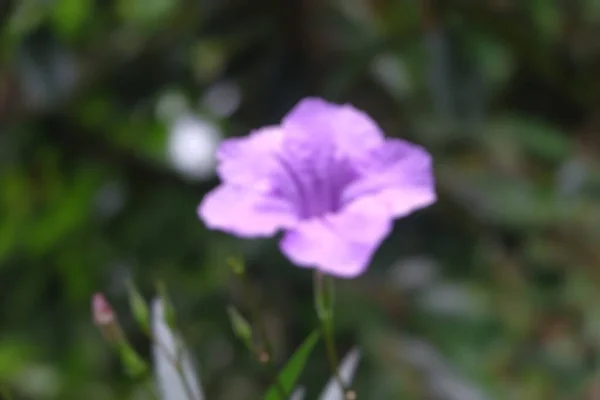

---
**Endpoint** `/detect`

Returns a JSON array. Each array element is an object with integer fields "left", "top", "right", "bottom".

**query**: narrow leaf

[
  {"left": 227, "top": 306, "right": 253, "bottom": 341},
  {"left": 127, "top": 281, "right": 150, "bottom": 333},
  {"left": 264, "top": 331, "right": 320, "bottom": 400},
  {"left": 289, "top": 387, "right": 306, "bottom": 400},
  {"left": 152, "top": 297, "right": 204, "bottom": 400},
  {"left": 318, "top": 348, "right": 361, "bottom": 400}
]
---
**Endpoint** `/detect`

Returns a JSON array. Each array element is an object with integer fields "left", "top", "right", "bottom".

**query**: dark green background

[{"left": 2, "top": 0, "right": 600, "bottom": 399}]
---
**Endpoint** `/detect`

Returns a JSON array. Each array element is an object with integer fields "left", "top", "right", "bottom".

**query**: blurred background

[{"left": 2, "top": 0, "right": 600, "bottom": 399}]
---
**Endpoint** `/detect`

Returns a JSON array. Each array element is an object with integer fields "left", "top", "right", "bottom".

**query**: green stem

[
  {"left": 242, "top": 279, "right": 288, "bottom": 399},
  {"left": 314, "top": 271, "right": 350, "bottom": 394}
]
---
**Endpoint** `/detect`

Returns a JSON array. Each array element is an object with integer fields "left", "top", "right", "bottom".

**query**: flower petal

[
  {"left": 342, "top": 138, "right": 436, "bottom": 218},
  {"left": 216, "top": 126, "right": 284, "bottom": 190},
  {"left": 331, "top": 104, "right": 386, "bottom": 155},
  {"left": 282, "top": 97, "right": 384, "bottom": 158},
  {"left": 198, "top": 185, "right": 298, "bottom": 237},
  {"left": 279, "top": 201, "right": 392, "bottom": 278}
]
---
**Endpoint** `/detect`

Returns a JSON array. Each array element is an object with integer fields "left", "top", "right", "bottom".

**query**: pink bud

[{"left": 92, "top": 293, "right": 115, "bottom": 326}]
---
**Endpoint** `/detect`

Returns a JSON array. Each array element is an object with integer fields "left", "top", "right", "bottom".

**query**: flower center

[{"left": 274, "top": 152, "right": 357, "bottom": 220}]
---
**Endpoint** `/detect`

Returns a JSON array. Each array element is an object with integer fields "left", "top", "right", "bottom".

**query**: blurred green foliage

[{"left": 3, "top": 0, "right": 600, "bottom": 399}]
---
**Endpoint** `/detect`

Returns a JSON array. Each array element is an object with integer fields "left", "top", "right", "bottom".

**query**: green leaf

[
  {"left": 226, "top": 256, "right": 245, "bottom": 275},
  {"left": 155, "top": 282, "right": 177, "bottom": 330},
  {"left": 116, "top": 341, "right": 148, "bottom": 380},
  {"left": 227, "top": 306, "right": 253, "bottom": 346},
  {"left": 491, "top": 116, "right": 571, "bottom": 161},
  {"left": 50, "top": 0, "right": 93, "bottom": 39},
  {"left": 115, "top": 0, "right": 177, "bottom": 27},
  {"left": 7, "top": 0, "right": 48, "bottom": 41},
  {"left": 264, "top": 331, "right": 320, "bottom": 400},
  {"left": 127, "top": 281, "right": 150, "bottom": 333}
]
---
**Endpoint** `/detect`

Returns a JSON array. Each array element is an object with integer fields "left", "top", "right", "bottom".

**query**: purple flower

[{"left": 198, "top": 98, "right": 436, "bottom": 278}]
